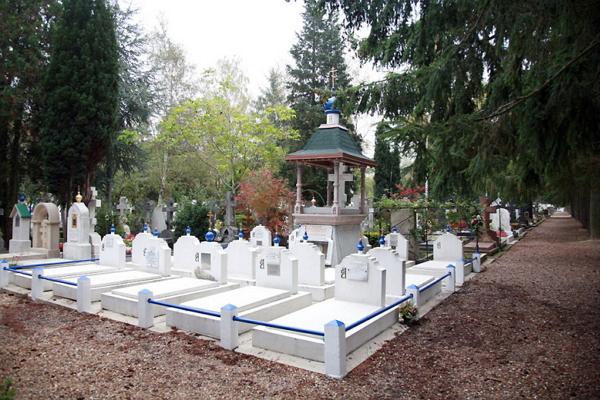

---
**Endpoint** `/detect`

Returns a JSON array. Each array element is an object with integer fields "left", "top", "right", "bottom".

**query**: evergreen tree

[
  {"left": 0, "top": 0, "right": 59, "bottom": 246},
  {"left": 286, "top": 0, "right": 354, "bottom": 199},
  {"left": 373, "top": 123, "right": 401, "bottom": 200},
  {"left": 256, "top": 67, "right": 287, "bottom": 112},
  {"left": 329, "top": 0, "right": 600, "bottom": 236},
  {"left": 40, "top": 0, "right": 119, "bottom": 205}
]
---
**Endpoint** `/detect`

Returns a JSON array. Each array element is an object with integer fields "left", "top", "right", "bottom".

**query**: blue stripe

[
  {"left": 3, "top": 267, "right": 32, "bottom": 277},
  {"left": 418, "top": 271, "right": 451, "bottom": 293},
  {"left": 345, "top": 293, "right": 414, "bottom": 332},
  {"left": 9, "top": 258, "right": 99, "bottom": 270},
  {"left": 147, "top": 298, "right": 221, "bottom": 318},
  {"left": 38, "top": 275, "right": 78, "bottom": 287},
  {"left": 233, "top": 316, "right": 325, "bottom": 337}
]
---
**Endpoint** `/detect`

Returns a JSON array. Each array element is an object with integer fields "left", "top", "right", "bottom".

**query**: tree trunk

[{"left": 590, "top": 174, "right": 600, "bottom": 239}]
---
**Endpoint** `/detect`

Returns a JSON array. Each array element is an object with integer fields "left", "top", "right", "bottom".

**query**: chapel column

[
  {"left": 294, "top": 163, "right": 303, "bottom": 214},
  {"left": 332, "top": 161, "right": 340, "bottom": 215}
]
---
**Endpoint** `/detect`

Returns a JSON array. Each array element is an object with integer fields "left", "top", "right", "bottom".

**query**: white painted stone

[
  {"left": 446, "top": 265, "right": 456, "bottom": 292},
  {"left": 324, "top": 320, "right": 347, "bottom": 378},
  {"left": 173, "top": 234, "right": 201, "bottom": 273},
  {"left": 137, "top": 289, "right": 154, "bottom": 328},
  {"left": 256, "top": 247, "right": 298, "bottom": 293},
  {"left": 289, "top": 241, "right": 325, "bottom": 286},
  {"left": 89, "top": 232, "right": 102, "bottom": 259},
  {"left": 250, "top": 225, "right": 271, "bottom": 247},
  {"left": 0, "top": 260, "right": 9, "bottom": 288},
  {"left": 384, "top": 232, "right": 409, "bottom": 260},
  {"left": 31, "top": 267, "right": 43, "bottom": 300},
  {"left": 406, "top": 284, "right": 419, "bottom": 311},
  {"left": 198, "top": 241, "right": 227, "bottom": 283},
  {"left": 63, "top": 201, "right": 92, "bottom": 260},
  {"left": 220, "top": 304, "right": 239, "bottom": 350},
  {"left": 224, "top": 239, "right": 258, "bottom": 281},
  {"left": 367, "top": 247, "right": 406, "bottom": 297},
  {"left": 132, "top": 234, "right": 171, "bottom": 275},
  {"left": 490, "top": 208, "right": 511, "bottom": 234},
  {"left": 99, "top": 232, "right": 127, "bottom": 268},
  {"left": 76, "top": 276, "right": 91, "bottom": 313},
  {"left": 335, "top": 253, "right": 386, "bottom": 307},
  {"left": 290, "top": 225, "right": 334, "bottom": 266},
  {"left": 433, "top": 233, "right": 464, "bottom": 263}
]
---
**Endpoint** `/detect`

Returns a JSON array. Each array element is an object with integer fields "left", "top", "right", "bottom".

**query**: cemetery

[{"left": 1, "top": 0, "right": 598, "bottom": 397}]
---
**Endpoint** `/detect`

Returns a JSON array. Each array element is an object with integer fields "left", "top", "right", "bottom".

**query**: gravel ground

[{"left": 1, "top": 215, "right": 599, "bottom": 399}]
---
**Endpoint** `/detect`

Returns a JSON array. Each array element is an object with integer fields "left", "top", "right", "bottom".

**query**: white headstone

[
  {"left": 335, "top": 253, "right": 385, "bottom": 307},
  {"left": 89, "top": 232, "right": 102, "bottom": 258},
  {"left": 367, "top": 247, "right": 406, "bottom": 297},
  {"left": 250, "top": 225, "right": 271, "bottom": 247},
  {"left": 197, "top": 241, "right": 227, "bottom": 283},
  {"left": 384, "top": 231, "right": 409, "bottom": 260},
  {"left": 99, "top": 232, "right": 126, "bottom": 268},
  {"left": 490, "top": 208, "right": 511, "bottom": 233},
  {"left": 173, "top": 234, "right": 201, "bottom": 272},
  {"left": 225, "top": 239, "right": 259, "bottom": 280},
  {"left": 151, "top": 205, "right": 167, "bottom": 232},
  {"left": 63, "top": 201, "right": 92, "bottom": 259},
  {"left": 131, "top": 231, "right": 154, "bottom": 267},
  {"left": 433, "top": 233, "right": 463, "bottom": 262},
  {"left": 31, "top": 202, "right": 61, "bottom": 257},
  {"left": 256, "top": 247, "right": 298, "bottom": 293},
  {"left": 132, "top": 232, "right": 171, "bottom": 275},
  {"left": 289, "top": 241, "right": 325, "bottom": 286}
]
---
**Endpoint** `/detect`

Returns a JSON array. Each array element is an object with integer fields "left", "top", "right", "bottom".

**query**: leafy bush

[
  {"left": 399, "top": 302, "right": 418, "bottom": 325},
  {"left": 0, "top": 378, "right": 16, "bottom": 400},
  {"left": 173, "top": 202, "right": 210, "bottom": 240}
]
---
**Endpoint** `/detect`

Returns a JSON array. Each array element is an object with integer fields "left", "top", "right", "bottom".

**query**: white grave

[
  {"left": 165, "top": 249, "right": 311, "bottom": 338},
  {"left": 101, "top": 277, "right": 239, "bottom": 318},
  {"left": 197, "top": 240, "right": 227, "bottom": 283},
  {"left": 8, "top": 199, "right": 31, "bottom": 253},
  {"left": 289, "top": 225, "right": 335, "bottom": 266},
  {"left": 88, "top": 187, "right": 102, "bottom": 257},
  {"left": 224, "top": 238, "right": 259, "bottom": 284},
  {"left": 99, "top": 232, "right": 127, "bottom": 268},
  {"left": 131, "top": 230, "right": 154, "bottom": 267},
  {"left": 250, "top": 225, "right": 272, "bottom": 247},
  {"left": 409, "top": 232, "right": 470, "bottom": 286},
  {"left": 63, "top": 194, "right": 92, "bottom": 260},
  {"left": 383, "top": 231, "right": 414, "bottom": 267},
  {"left": 11, "top": 262, "right": 118, "bottom": 290},
  {"left": 252, "top": 252, "right": 395, "bottom": 363},
  {"left": 52, "top": 270, "right": 167, "bottom": 301},
  {"left": 31, "top": 202, "right": 61, "bottom": 258},
  {"left": 172, "top": 232, "right": 201, "bottom": 276},
  {"left": 289, "top": 241, "right": 334, "bottom": 301},
  {"left": 490, "top": 207, "right": 513, "bottom": 242}
]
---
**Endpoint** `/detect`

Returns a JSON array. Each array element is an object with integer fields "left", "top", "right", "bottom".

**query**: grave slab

[
  {"left": 11, "top": 263, "right": 119, "bottom": 290},
  {"left": 52, "top": 270, "right": 168, "bottom": 301},
  {"left": 165, "top": 286, "right": 312, "bottom": 338},
  {"left": 101, "top": 277, "right": 240, "bottom": 317}
]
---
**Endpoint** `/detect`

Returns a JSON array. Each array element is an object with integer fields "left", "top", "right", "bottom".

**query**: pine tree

[
  {"left": 256, "top": 67, "right": 287, "bottom": 112},
  {"left": 40, "top": 0, "right": 119, "bottom": 205},
  {"left": 286, "top": 0, "right": 354, "bottom": 198},
  {"left": 373, "top": 123, "right": 401, "bottom": 200}
]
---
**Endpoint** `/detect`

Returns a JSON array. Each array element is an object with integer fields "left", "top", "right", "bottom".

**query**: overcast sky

[{"left": 119, "top": 0, "right": 380, "bottom": 155}]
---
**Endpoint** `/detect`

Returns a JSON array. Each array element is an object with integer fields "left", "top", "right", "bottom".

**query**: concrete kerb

[
  {"left": 137, "top": 289, "right": 154, "bottom": 329},
  {"left": 31, "top": 267, "right": 44, "bottom": 301},
  {"left": 76, "top": 276, "right": 91, "bottom": 313},
  {"left": 220, "top": 304, "right": 239, "bottom": 350}
]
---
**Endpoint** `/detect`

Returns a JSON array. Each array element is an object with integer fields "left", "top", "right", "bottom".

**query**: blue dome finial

[
  {"left": 238, "top": 230, "right": 244, "bottom": 240},
  {"left": 357, "top": 239, "right": 365, "bottom": 253},
  {"left": 205, "top": 230, "right": 215, "bottom": 242},
  {"left": 273, "top": 233, "right": 281, "bottom": 246},
  {"left": 152, "top": 228, "right": 159, "bottom": 237},
  {"left": 18, "top": 193, "right": 26, "bottom": 202},
  {"left": 185, "top": 226, "right": 191, "bottom": 235},
  {"left": 392, "top": 227, "right": 398, "bottom": 233},
  {"left": 143, "top": 223, "right": 149, "bottom": 233},
  {"left": 379, "top": 235, "right": 385, "bottom": 247},
  {"left": 110, "top": 224, "right": 116, "bottom": 234},
  {"left": 302, "top": 230, "right": 309, "bottom": 241}
]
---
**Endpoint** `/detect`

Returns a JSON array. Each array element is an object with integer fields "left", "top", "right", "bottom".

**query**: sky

[{"left": 119, "top": 0, "right": 380, "bottom": 155}]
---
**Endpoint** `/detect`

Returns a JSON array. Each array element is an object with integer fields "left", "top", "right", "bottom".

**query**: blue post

[
  {"left": 379, "top": 235, "right": 386, "bottom": 247},
  {"left": 324, "top": 320, "right": 347, "bottom": 378}
]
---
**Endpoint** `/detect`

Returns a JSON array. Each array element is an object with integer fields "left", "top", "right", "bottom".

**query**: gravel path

[{"left": 1, "top": 215, "right": 599, "bottom": 399}]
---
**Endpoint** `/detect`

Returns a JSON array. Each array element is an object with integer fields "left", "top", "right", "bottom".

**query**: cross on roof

[{"left": 328, "top": 66, "right": 337, "bottom": 90}]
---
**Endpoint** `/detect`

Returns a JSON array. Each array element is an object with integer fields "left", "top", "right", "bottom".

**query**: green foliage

[
  {"left": 173, "top": 202, "right": 210, "bottom": 240},
  {"left": 328, "top": 0, "right": 600, "bottom": 209},
  {"left": 95, "top": 202, "right": 125, "bottom": 236},
  {"left": 373, "top": 123, "right": 401, "bottom": 199},
  {"left": 0, "top": 378, "right": 16, "bottom": 400},
  {"left": 40, "top": 0, "right": 119, "bottom": 204},
  {"left": 398, "top": 302, "right": 418, "bottom": 325}
]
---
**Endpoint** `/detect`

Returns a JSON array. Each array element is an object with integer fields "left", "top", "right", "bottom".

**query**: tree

[
  {"left": 328, "top": 0, "right": 600, "bottom": 236},
  {"left": 157, "top": 61, "right": 297, "bottom": 205},
  {"left": 256, "top": 67, "right": 287, "bottom": 112},
  {"left": 373, "top": 123, "right": 401, "bottom": 199},
  {"left": 40, "top": 0, "right": 119, "bottom": 206},
  {"left": 0, "top": 0, "right": 59, "bottom": 246},
  {"left": 285, "top": 0, "right": 356, "bottom": 198},
  {"left": 236, "top": 168, "right": 294, "bottom": 234}
]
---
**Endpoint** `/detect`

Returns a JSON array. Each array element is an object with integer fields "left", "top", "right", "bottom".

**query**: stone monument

[
  {"left": 285, "top": 96, "right": 377, "bottom": 266},
  {"left": 63, "top": 192, "right": 92, "bottom": 260},
  {"left": 8, "top": 194, "right": 32, "bottom": 254},
  {"left": 31, "top": 202, "right": 61, "bottom": 258}
]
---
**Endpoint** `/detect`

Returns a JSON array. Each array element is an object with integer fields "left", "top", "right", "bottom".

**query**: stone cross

[
  {"left": 329, "top": 66, "right": 337, "bottom": 90},
  {"left": 162, "top": 198, "right": 178, "bottom": 229},
  {"left": 116, "top": 196, "right": 131, "bottom": 224},
  {"left": 143, "top": 200, "right": 155, "bottom": 224},
  {"left": 328, "top": 165, "right": 353, "bottom": 207},
  {"left": 88, "top": 186, "right": 101, "bottom": 233}
]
